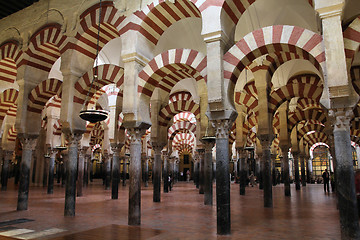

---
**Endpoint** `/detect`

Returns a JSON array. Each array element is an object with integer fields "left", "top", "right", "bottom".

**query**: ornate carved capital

[
  {"left": 128, "top": 128, "right": 146, "bottom": 145},
  {"left": 19, "top": 135, "right": 38, "bottom": 151},
  {"left": 203, "top": 141, "right": 215, "bottom": 153},
  {"left": 78, "top": 146, "right": 89, "bottom": 158},
  {"left": 4, "top": 150, "right": 13, "bottom": 161},
  {"left": 258, "top": 134, "right": 273, "bottom": 150},
  {"left": 151, "top": 142, "right": 165, "bottom": 154},
  {"left": 65, "top": 132, "right": 82, "bottom": 148},
  {"left": 110, "top": 143, "right": 123, "bottom": 157},
  {"left": 211, "top": 119, "right": 233, "bottom": 139},
  {"left": 329, "top": 108, "right": 353, "bottom": 132}
]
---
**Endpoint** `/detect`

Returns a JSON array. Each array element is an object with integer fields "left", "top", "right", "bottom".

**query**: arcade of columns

[{"left": 0, "top": 0, "right": 360, "bottom": 238}]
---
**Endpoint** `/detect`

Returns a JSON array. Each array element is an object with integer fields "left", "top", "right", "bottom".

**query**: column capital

[
  {"left": 128, "top": 128, "right": 147, "bottom": 145},
  {"left": 3, "top": 150, "right": 13, "bottom": 160},
  {"left": 315, "top": 0, "right": 344, "bottom": 19},
  {"left": 203, "top": 140, "right": 215, "bottom": 153},
  {"left": 18, "top": 134, "right": 38, "bottom": 151},
  {"left": 258, "top": 134, "right": 274, "bottom": 150},
  {"left": 329, "top": 108, "right": 353, "bottom": 132},
  {"left": 111, "top": 143, "right": 123, "bottom": 156},
  {"left": 211, "top": 119, "right": 234, "bottom": 139},
  {"left": 64, "top": 132, "right": 82, "bottom": 148},
  {"left": 151, "top": 142, "right": 166, "bottom": 154}
]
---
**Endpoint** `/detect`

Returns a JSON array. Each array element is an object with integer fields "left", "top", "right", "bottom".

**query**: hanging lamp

[{"left": 79, "top": 0, "right": 108, "bottom": 123}]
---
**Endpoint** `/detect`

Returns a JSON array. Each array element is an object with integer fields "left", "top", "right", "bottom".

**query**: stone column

[
  {"left": 43, "top": 155, "right": 49, "bottom": 187},
  {"left": 111, "top": 143, "right": 122, "bottom": 199},
  {"left": 47, "top": 149, "right": 57, "bottom": 194},
  {"left": 280, "top": 146, "right": 291, "bottom": 196},
  {"left": 163, "top": 151, "right": 169, "bottom": 193},
  {"left": 84, "top": 154, "right": 90, "bottom": 187},
  {"left": 237, "top": 148, "right": 247, "bottom": 195},
  {"left": 122, "top": 156, "right": 128, "bottom": 186},
  {"left": 300, "top": 154, "right": 306, "bottom": 187},
  {"left": 330, "top": 109, "right": 360, "bottom": 239},
  {"left": 258, "top": 154, "right": 264, "bottom": 190},
  {"left": 211, "top": 119, "right": 233, "bottom": 235},
  {"left": 198, "top": 148, "right": 205, "bottom": 194},
  {"left": 17, "top": 135, "right": 37, "bottom": 211},
  {"left": 306, "top": 157, "right": 311, "bottom": 183},
  {"left": 64, "top": 133, "right": 82, "bottom": 217},
  {"left": 293, "top": 152, "right": 300, "bottom": 190},
  {"left": 1, "top": 150, "right": 13, "bottom": 191},
  {"left": 128, "top": 128, "right": 146, "bottom": 226},
  {"left": 194, "top": 159, "right": 199, "bottom": 187},
  {"left": 77, "top": 147, "right": 87, "bottom": 196},
  {"left": 271, "top": 154, "right": 276, "bottom": 186},
  {"left": 259, "top": 135, "right": 273, "bottom": 208},
  {"left": 104, "top": 152, "right": 111, "bottom": 190},
  {"left": 144, "top": 158, "right": 149, "bottom": 187},
  {"left": 203, "top": 139, "right": 215, "bottom": 205},
  {"left": 152, "top": 144, "right": 164, "bottom": 202}
]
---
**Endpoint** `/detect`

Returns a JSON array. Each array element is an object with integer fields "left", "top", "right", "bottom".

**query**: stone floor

[{"left": 0, "top": 179, "right": 342, "bottom": 239}]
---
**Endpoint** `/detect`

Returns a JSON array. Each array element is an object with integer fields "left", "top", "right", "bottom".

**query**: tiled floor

[{"left": 0, "top": 179, "right": 342, "bottom": 239}]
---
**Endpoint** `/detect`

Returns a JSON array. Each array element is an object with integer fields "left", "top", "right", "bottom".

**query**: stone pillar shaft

[
  {"left": 1, "top": 151, "right": 12, "bottom": 191},
  {"left": 198, "top": 149, "right": 205, "bottom": 194},
  {"left": 77, "top": 148, "right": 86, "bottom": 196},
  {"left": 47, "top": 151, "right": 56, "bottom": 194},
  {"left": 293, "top": 153, "right": 300, "bottom": 190},
  {"left": 152, "top": 145, "right": 163, "bottom": 202},
  {"left": 111, "top": 144, "right": 121, "bottom": 199},
  {"left": 259, "top": 136, "right": 272, "bottom": 208},
  {"left": 203, "top": 140, "right": 214, "bottom": 205},
  {"left": 104, "top": 154, "right": 111, "bottom": 190},
  {"left": 163, "top": 153, "right": 168, "bottom": 193},
  {"left": 17, "top": 137, "right": 37, "bottom": 211},
  {"left": 281, "top": 147, "right": 291, "bottom": 196},
  {"left": 300, "top": 155, "right": 306, "bottom": 187}
]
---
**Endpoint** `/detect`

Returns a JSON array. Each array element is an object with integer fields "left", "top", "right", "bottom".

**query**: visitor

[
  {"left": 249, "top": 171, "right": 256, "bottom": 187},
  {"left": 322, "top": 169, "right": 330, "bottom": 193},
  {"left": 168, "top": 173, "right": 173, "bottom": 191},
  {"left": 186, "top": 170, "right": 190, "bottom": 182}
]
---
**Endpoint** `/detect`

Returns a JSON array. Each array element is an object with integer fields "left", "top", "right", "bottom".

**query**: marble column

[
  {"left": 238, "top": 148, "right": 247, "bottom": 195},
  {"left": 259, "top": 135, "right": 273, "bottom": 208},
  {"left": 152, "top": 144, "right": 163, "bottom": 202},
  {"left": 280, "top": 146, "right": 291, "bottom": 196},
  {"left": 128, "top": 128, "right": 145, "bottom": 226},
  {"left": 163, "top": 152, "right": 168, "bottom": 193},
  {"left": 293, "top": 153, "right": 300, "bottom": 190},
  {"left": 194, "top": 160, "right": 199, "bottom": 187},
  {"left": 212, "top": 119, "right": 233, "bottom": 235},
  {"left": 144, "top": 158, "right": 149, "bottom": 187},
  {"left": 47, "top": 149, "right": 57, "bottom": 194},
  {"left": 203, "top": 139, "right": 215, "bottom": 205},
  {"left": 330, "top": 109, "right": 360, "bottom": 239},
  {"left": 198, "top": 149, "right": 205, "bottom": 194},
  {"left": 17, "top": 136, "right": 37, "bottom": 211},
  {"left": 271, "top": 154, "right": 277, "bottom": 186},
  {"left": 77, "top": 147, "right": 87, "bottom": 196},
  {"left": 84, "top": 154, "right": 90, "bottom": 187},
  {"left": 43, "top": 155, "right": 49, "bottom": 187},
  {"left": 1, "top": 150, "right": 13, "bottom": 191},
  {"left": 122, "top": 157, "right": 128, "bottom": 186},
  {"left": 104, "top": 152, "right": 111, "bottom": 190},
  {"left": 64, "top": 133, "right": 82, "bottom": 217},
  {"left": 111, "top": 143, "right": 121, "bottom": 199},
  {"left": 258, "top": 154, "right": 264, "bottom": 190},
  {"left": 300, "top": 154, "right": 306, "bottom": 187},
  {"left": 306, "top": 157, "right": 311, "bottom": 183}
]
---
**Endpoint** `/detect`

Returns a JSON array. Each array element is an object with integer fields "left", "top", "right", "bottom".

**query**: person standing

[{"left": 322, "top": 169, "right": 330, "bottom": 193}]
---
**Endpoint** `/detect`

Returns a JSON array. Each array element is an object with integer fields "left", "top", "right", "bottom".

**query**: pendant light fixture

[{"left": 79, "top": 0, "right": 108, "bottom": 123}]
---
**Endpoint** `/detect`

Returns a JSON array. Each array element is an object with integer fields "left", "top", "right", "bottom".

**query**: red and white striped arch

[
  {"left": 177, "top": 144, "right": 194, "bottom": 155},
  {"left": 224, "top": 25, "right": 325, "bottom": 85},
  {"left": 73, "top": 64, "right": 124, "bottom": 105},
  {"left": 134, "top": 0, "right": 201, "bottom": 45},
  {"left": 295, "top": 98, "right": 321, "bottom": 112},
  {"left": 45, "top": 95, "right": 61, "bottom": 110},
  {"left": 7, "top": 125, "right": 17, "bottom": 142},
  {"left": 303, "top": 132, "right": 328, "bottom": 147},
  {"left": 53, "top": 119, "right": 62, "bottom": 136},
  {"left": 343, "top": 16, "right": 360, "bottom": 70},
  {"left": 297, "top": 123, "right": 325, "bottom": 141},
  {"left": 288, "top": 109, "right": 326, "bottom": 133},
  {"left": 234, "top": 91, "right": 258, "bottom": 112},
  {"left": 158, "top": 100, "right": 200, "bottom": 126},
  {"left": 351, "top": 66, "right": 360, "bottom": 95},
  {"left": 138, "top": 49, "right": 207, "bottom": 98},
  {"left": 269, "top": 74, "right": 322, "bottom": 114},
  {"left": 0, "top": 41, "right": 23, "bottom": 84},
  {"left": 221, "top": 0, "right": 314, "bottom": 27},
  {"left": 168, "top": 121, "right": 196, "bottom": 140},
  {"left": 23, "top": 24, "right": 67, "bottom": 72},
  {"left": 73, "top": 1, "right": 124, "bottom": 60},
  {"left": 0, "top": 88, "right": 18, "bottom": 126},
  {"left": 173, "top": 111, "right": 196, "bottom": 123},
  {"left": 27, "top": 78, "right": 62, "bottom": 114},
  {"left": 169, "top": 91, "right": 192, "bottom": 103},
  {"left": 310, "top": 142, "right": 329, "bottom": 154}
]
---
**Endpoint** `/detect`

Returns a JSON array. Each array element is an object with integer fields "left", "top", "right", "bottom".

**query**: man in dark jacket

[{"left": 322, "top": 169, "right": 330, "bottom": 193}]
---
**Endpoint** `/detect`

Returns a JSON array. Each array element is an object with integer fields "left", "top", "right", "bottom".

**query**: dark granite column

[
  {"left": 258, "top": 154, "right": 264, "bottom": 190},
  {"left": 104, "top": 152, "right": 111, "bottom": 190},
  {"left": 203, "top": 139, "right": 215, "bottom": 205},
  {"left": 331, "top": 109, "right": 360, "bottom": 239},
  {"left": 84, "top": 154, "right": 89, "bottom": 187},
  {"left": 152, "top": 144, "right": 163, "bottom": 202},
  {"left": 128, "top": 128, "right": 146, "bottom": 226},
  {"left": 64, "top": 133, "right": 82, "bottom": 217},
  {"left": 194, "top": 159, "right": 199, "bottom": 187},
  {"left": 280, "top": 146, "right": 291, "bottom": 196},
  {"left": 259, "top": 135, "right": 273, "bottom": 208},
  {"left": 122, "top": 156, "right": 128, "bottom": 186},
  {"left": 1, "top": 150, "right": 13, "bottom": 191},
  {"left": 77, "top": 147, "right": 87, "bottom": 196},
  {"left": 293, "top": 153, "right": 300, "bottom": 190},
  {"left": 17, "top": 135, "right": 37, "bottom": 211},
  {"left": 198, "top": 148, "right": 205, "bottom": 194},
  {"left": 211, "top": 119, "right": 233, "bottom": 235},
  {"left": 144, "top": 158, "right": 149, "bottom": 187},
  {"left": 300, "top": 154, "right": 306, "bottom": 187},
  {"left": 111, "top": 143, "right": 121, "bottom": 199},
  {"left": 43, "top": 155, "right": 49, "bottom": 187},
  {"left": 306, "top": 157, "right": 311, "bottom": 183},
  {"left": 237, "top": 148, "right": 247, "bottom": 195},
  {"left": 47, "top": 150, "right": 57, "bottom": 194},
  {"left": 163, "top": 152, "right": 169, "bottom": 193},
  {"left": 271, "top": 154, "right": 276, "bottom": 186}
]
